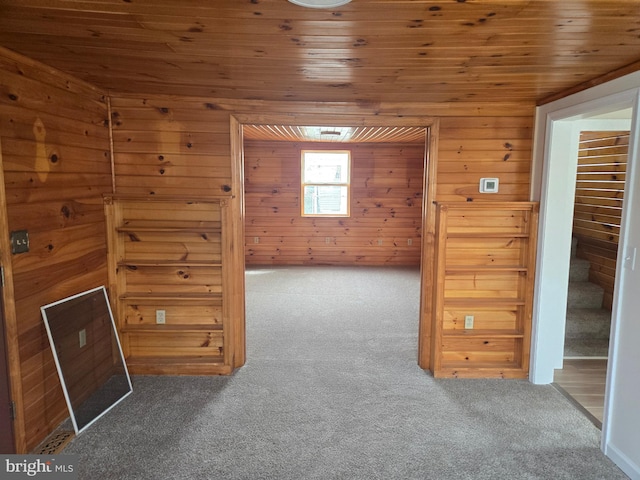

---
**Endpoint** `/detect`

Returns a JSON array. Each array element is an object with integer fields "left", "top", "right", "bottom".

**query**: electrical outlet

[
  {"left": 464, "top": 315, "right": 474, "bottom": 329},
  {"left": 377, "top": 239, "right": 383, "bottom": 246},
  {"left": 407, "top": 238, "right": 413, "bottom": 246},
  {"left": 156, "top": 310, "right": 166, "bottom": 324},
  {"left": 79, "top": 329, "right": 87, "bottom": 348},
  {"left": 325, "top": 237, "right": 331, "bottom": 244},
  {"left": 253, "top": 237, "right": 260, "bottom": 244}
]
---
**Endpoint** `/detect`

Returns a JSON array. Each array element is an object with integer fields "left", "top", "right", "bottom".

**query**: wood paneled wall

[
  {"left": 437, "top": 117, "right": 532, "bottom": 203},
  {"left": 244, "top": 141, "right": 424, "bottom": 265},
  {"left": 1, "top": 46, "right": 536, "bottom": 451},
  {"left": 0, "top": 48, "right": 111, "bottom": 451},
  {"left": 109, "top": 97, "right": 232, "bottom": 197},
  {"left": 573, "top": 131, "right": 629, "bottom": 310}
]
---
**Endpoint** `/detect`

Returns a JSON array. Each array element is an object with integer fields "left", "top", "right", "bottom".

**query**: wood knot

[{"left": 50, "top": 154, "right": 58, "bottom": 163}]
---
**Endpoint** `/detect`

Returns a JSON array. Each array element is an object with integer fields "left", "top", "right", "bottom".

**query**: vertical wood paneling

[
  {"left": 0, "top": 49, "right": 110, "bottom": 451},
  {"left": 573, "top": 131, "right": 628, "bottom": 310},
  {"left": 244, "top": 140, "right": 425, "bottom": 266}
]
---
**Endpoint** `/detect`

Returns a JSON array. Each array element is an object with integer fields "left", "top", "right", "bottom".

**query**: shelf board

[
  {"left": 122, "top": 324, "right": 223, "bottom": 333},
  {"left": 117, "top": 227, "right": 221, "bottom": 234},
  {"left": 434, "top": 364, "right": 527, "bottom": 379},
  {"left": 443, "top": 298, "right": 526, "bottom": 307},
  {"left": 118, "top": 260, "right": 222, "bottom": 268},
  {"left": 442, "top": 329, "right": 524, "bottom": 338},
  {"left": 126, "top": 355, "right": 225, "bottom": 365},
  {"left": 445, "top": 265, "right": 527, "bottom": 273},
  {"left": 446, "top": 233, "right": 530, "bottom": 238},
  {"left": 124, "top": 355, "right": 232, "bottom": 375},
  {"left": 120, "top": 292, "right": 222, "bottom": 302}
]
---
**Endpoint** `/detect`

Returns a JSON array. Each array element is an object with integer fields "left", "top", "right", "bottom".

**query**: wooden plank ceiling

[
  {"left": 1, "top": 0, "right": 640, "bottom": 106},
  {"left": 242, "top": 124, "right": 426, "bottom": 143}
]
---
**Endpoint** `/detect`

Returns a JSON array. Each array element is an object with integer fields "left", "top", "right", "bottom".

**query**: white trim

[
  {"left": 531, "top": 72, "right": 640, "bottom": 476},
  {"left": 40, "top": 286, "right": 132, "bottom": 435},
  {"left": 604, "top": 443, "right": 640, "bottom": 480}
]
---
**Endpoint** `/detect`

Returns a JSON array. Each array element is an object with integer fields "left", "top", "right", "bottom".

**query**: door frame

[
  {"left": 230, "top": 113, "right": 439, "bottom": 369},
  {"left": 0, "top": 137, "right": 24, "bottom": 453},
  {"left": 530, "top": 72, "right": 640, "bottom": 478}
]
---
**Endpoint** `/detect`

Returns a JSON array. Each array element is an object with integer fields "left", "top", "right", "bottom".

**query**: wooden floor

[{"left": 553, "top": 358, "right": 608, "bottom": 428}]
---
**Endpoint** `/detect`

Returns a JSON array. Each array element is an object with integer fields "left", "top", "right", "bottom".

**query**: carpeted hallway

[{"left": 64, "top": 266, "right": 627, "bottom": 479}]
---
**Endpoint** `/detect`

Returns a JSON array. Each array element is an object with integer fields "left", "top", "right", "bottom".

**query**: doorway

[
  {"left": 531, "top": 83, "right": 640, "bottom": 478},
  {"left": 553, "top": 117, "right": 631, "bottom": 426},
  {"left": 230, "top": 115, "right": 439, "bottom": 369}
]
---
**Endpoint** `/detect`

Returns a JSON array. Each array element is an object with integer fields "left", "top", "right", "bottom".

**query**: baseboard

[
  {"left": 563, "top": 356, "right": 609, "bottom": 360},
  {"left": 605, "top": 442, "right": 640, "bottom": 480}
]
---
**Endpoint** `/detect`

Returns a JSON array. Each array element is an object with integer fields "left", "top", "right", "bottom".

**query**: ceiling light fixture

[{"left": 288, "top": 0, "right": 351, "bottom": 8}]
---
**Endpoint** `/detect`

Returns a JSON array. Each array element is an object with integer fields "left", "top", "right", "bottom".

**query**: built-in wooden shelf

[
  {"left": 430, "top": 202, "right": 539, "bottom": 379},
  {"left": 105, "top": 195, "right": 232, "bottom": 375}
]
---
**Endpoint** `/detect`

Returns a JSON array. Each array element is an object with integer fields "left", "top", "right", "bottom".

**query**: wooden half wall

[{"left": 0, "top": 48, "right": 111, "bottom": 452}]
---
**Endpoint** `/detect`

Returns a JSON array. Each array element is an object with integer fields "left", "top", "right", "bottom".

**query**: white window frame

[{"left": 300, "top": 149, "right": 351, "bottom": 217}]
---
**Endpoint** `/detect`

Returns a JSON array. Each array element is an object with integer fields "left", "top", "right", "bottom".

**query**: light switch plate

[
  {"left": 464, "top": 315, "right": 474, "bottom": 329},
  {"left": 10, "top": 230, "right": 30, "bottom": 254}
]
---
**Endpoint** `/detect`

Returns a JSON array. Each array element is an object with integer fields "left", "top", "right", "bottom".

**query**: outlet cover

[
  {"left": 464, "top": 315, "right": 474, "bottom": 329},
  {"left": 10, "top": 230, "right": 30, "bottom": 254},
  {"left": 79, "top": 329, "right": 87, "bottom": 348},
  {"left": 156, "top": 310, "right": 166, "bottom": 324}
]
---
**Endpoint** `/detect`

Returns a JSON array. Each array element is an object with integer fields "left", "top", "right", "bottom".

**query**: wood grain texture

[
  {"left": 573, "top": 131, "right": 628, "bottom": 310},
  {"left": 105, "top": 196, "right": 232, "bottom": 375},
  {"left": 244, "top": 140, "right": 424, "bottom": 266},
  {"left": 431, "top": 202, "right": 538, "bottom": 379},
  {"left": 0, "top": 48, "right": 110, "bottom": 452},
  {"left": 554, "top": 358, "right": 607, "bottom": 426},
  {"left": 2, "top": 2, "right": 640, "bottom": 105}
]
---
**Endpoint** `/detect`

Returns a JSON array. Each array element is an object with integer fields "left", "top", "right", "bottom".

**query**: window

[{"left": 301, "top": 150, "right": 350, "bottom": 217}]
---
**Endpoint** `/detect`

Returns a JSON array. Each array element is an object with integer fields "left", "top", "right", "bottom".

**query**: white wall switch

[
  {"left": 79, "top": 329, "right": 87, "bottom": 348},
  {"left": 156, "top": 310, "right": 166, "bottom": 324}
]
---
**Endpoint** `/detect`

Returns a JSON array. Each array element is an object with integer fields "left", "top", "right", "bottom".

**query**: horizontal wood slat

[
  {"left": 105, "top": 196, "right": 233, "bottom": 375},
  {"left": 431, "top": 202, "right": 538, "bottom": 379},
  {"left": 3, "top": 2, "right": 640, "bottom": 105},
  {"left": 245, "top": 140, "right": 424, "bottom": 266},
  {"left": 0, "top": 49, "right": 110, "bottom": 453},
  {"left": 573, "top": 131, "right": 628, "bottom": 310}
]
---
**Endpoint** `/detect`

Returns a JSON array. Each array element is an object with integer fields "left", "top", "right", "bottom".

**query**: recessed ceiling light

[{"left": 288, "top": 0, "right": 351, "bottom": 8}]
